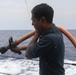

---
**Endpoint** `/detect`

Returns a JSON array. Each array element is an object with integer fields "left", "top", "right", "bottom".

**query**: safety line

[
  {"left": 64, "top": 62, "right": 76, "bottom": 66},
  {"left": 0, "top": 55, "right": 25, "bottom": 59},
  {"left": 0, "top": 72, "right": 12, "bottom": 75},
  {"left": 25, "top": 0, "right": 30, "bottom": 18},
  {"left": 0, "top": 55, "right": 76, "bottom": 66}
]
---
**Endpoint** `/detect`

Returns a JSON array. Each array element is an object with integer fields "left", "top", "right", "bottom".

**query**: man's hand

[
  {"left": 10, "top": 46, "right": 27, "bottom": 54},
  {"left": 34, "top": 30, "right": 40, "bottom": 37},
  {"left": 25, "top": 30, "right": 40, "bottom": 59},
  {"left": 10, "top": 46, "right": 22, "bottom": 55},
  {"left": 9, "top": 37, "right": 22, "bottom": 54}
]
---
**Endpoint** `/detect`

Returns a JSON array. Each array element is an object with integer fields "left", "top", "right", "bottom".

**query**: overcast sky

[{"left": 0, "top": 0, "right": 76, "bottom": 30}]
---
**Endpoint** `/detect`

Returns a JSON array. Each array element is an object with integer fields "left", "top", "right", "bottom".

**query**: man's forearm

[
  {"left": 28, "top": 35, "right": 39, "bottom": 47},
  {"left": 20, "top": 46, "right": 27, "bottom": 50},
  {"left": 25, "top": 33, "right": 39, "bottom": 59}
]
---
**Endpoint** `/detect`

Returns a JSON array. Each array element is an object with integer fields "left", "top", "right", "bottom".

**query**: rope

[
  {"left": 0, "top": 55, "right": 25, "bottom": 59},
  {"left": 0, "top": 72, "right": 19, "bottom": 75},
  {"left": 0, "top": 55, "right": 76, "bottom": 66},
  {"left": 64, "top": 62, "right": 76, "bottom": 66},
  {"left": 0, "top": 72, "right": 12, "bottom": 75},
  {"left": 25, "top": 0, "right": 30, "bottom": 18}
]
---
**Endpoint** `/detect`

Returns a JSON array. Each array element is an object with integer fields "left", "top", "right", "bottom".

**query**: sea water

[{"left": 0, "top": 30, "right": 76, "bottom": 75}]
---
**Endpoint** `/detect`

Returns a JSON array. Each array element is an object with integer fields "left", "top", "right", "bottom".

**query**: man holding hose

[{"left": 2, "top": 3, "right": 65, "bottom": 75}]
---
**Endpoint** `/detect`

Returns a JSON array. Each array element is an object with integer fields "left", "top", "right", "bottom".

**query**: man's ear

[{"left": 41, "top": 16, "right": 46, "bottom": 22}]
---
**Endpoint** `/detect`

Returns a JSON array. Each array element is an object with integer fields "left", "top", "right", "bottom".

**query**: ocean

[{"left": 0, "top": 30, "right": 76, "bottom": 75}]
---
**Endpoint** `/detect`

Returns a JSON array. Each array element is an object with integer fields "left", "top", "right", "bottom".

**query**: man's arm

[
  {"left": 10, "top": 31, "right": 40, "bottom": 58},
  {"left": 25, "top": 31, "right": 40, "bottom": 59},
  {"left": 10, "top": 46, "right": 27, "bottom": 53}
]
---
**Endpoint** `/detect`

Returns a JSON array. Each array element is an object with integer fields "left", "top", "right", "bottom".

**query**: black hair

[{"left": 31, "top": 3, "right": 54, "bottom": 23}]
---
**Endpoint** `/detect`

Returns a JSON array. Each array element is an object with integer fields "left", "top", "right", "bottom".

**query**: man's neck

[{"left": 43, "top": 23, "right": 52, "bottom": 31}]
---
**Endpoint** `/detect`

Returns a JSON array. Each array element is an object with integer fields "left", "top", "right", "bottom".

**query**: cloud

[
  {"left": 0, "top": 0, "right": 32, "bottom": 30},
  {"left": 0, "top": 0, "right": 76, "bottom": 30},
  {"left": 0, "top": 0, "right": 29, "bottom": 18}
]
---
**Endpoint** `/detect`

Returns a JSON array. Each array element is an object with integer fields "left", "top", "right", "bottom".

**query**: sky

[{"left": 0, "top": 0, "right": 76, "bottom": 30}]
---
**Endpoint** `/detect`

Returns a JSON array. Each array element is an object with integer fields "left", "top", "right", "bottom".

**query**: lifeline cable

[
  {"left": 0, "top": 55, "right": 25, "bottom": 59},
  {"left": 0, "top": 55, "right": 76, "bottom": 66},
  {"left": 64, "top": 62, "right": 76, "bottom": 66},
  {"left": 25, "top": 0, "right": 30, "bottom": 18},
  {"left": 0, "top": 72, "right": 12, "bottom": 75}
]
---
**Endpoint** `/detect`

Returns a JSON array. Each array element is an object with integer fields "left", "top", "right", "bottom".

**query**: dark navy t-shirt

[{"left": 28, "top": 24, "right": 65, "bottom": 75}]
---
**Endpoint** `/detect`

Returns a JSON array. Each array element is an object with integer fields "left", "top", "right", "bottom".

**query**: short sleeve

[{"left": 28, "top": 35, "right": 53, "bottom": 58}]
